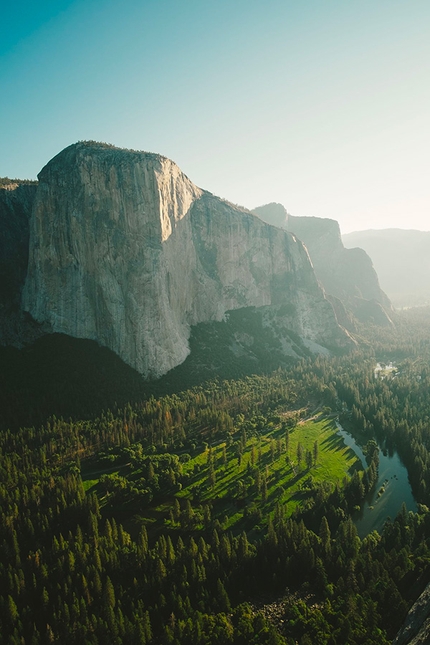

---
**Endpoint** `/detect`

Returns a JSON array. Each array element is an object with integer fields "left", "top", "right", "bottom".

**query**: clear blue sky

[{"left": 1, "top": 0, "right": 429, "bottom": 233}]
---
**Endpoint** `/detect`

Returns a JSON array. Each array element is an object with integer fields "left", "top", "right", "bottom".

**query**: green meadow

[{"left": 82, "top": 414, "right": 361, "bottom": 536}]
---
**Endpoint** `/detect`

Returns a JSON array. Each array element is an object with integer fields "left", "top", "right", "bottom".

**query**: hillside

[
  {"left": 2, "top": 142, "right": 353, "bottom": 378},
  {"left": 343, "top": 229, "right": 430, "bottom": 308},
  {"left": 253, "top": 203, "right": 393, "bottom": 329}
]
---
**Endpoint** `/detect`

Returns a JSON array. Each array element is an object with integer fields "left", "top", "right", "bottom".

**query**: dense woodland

[{"left": 2, "top": 307, "right": 430, "bottom": 644}]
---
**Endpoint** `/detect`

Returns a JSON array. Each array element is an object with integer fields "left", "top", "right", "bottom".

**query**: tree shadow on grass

[{"left": 320, "top": 432, "right": 349, "bottom": 452}]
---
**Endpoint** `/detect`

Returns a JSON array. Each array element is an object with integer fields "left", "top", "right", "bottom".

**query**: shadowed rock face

[
  {"left": 253, "top": 203, "right": 393, "bottom": 328},
  {"left": 393, "top": 582, "right": 430, "bottom": 645},
  {"left": 0, "top": 182, "right": 47, "bottom": 345},
  {"left": 0, "top": 183, "right": 35, "bottom": 305},
  {"left": 22, "top": 143, "right": 351, "bottom": 377},
  {"left": 343, "top": 228, "right": 430, "bottom": 308}
]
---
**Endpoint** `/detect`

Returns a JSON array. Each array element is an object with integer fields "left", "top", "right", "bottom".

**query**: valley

[
  {"left": 81, "top": 414, "right": 359, "bottom": 540},
  {"left": 2, "top": 0, "right": 430, "bottom": 641},
  {"left": 2, "top": 307, "right": 430, "bottom": 644},
  {"left": 1, "top": 147, "right": 430, "bottom": 644}
]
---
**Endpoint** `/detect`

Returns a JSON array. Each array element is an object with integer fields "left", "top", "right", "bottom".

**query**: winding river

[{"left": 336, "top": 422, "right": 417, "bottom": 537}]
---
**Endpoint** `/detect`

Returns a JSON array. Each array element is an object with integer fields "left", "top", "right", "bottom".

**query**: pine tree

[
  {"left": 103, "top": 576, "right": 116, "bottom": 609},
  {"left": 216, "top": 579, "right": 231, "bottom": 612},
  {"left": 297, "top": 442, "right": 304, "bottom": 468}
]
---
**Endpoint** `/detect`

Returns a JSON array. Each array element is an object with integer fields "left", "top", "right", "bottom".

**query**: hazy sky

[{"left": 1, "top": 0, "right": 429, "bottom": 233}]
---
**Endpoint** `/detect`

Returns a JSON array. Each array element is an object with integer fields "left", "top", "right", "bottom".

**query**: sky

[{"left": 1, "top": 0, "right": 429, "bottom": 234}]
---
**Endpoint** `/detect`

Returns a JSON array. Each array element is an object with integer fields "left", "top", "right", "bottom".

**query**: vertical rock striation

[
  {"left": 0, "top": 181, "right": 45, "bottom": 345},
  {"left": 253, "top": 202, "right": 393, "bottom": 328},
  {"left": 23, "top": 142, "right": 351, "bottom": 377}
]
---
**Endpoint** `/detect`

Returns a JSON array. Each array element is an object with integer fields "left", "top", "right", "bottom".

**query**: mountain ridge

[
  {"left": 343, "top": 228, "right": 430, "bottom": 308},
  {"left": 0, "top": 142, "right": 353, "bottom": 378},
  {"left": 253, "top": 202, "right": 393, "bottom": 329}
]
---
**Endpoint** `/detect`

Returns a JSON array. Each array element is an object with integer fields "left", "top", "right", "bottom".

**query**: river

[{"left": 336, "top": 422, "right": 417, "bottom": 537}]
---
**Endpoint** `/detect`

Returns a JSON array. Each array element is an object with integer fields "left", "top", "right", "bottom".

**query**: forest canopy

[{"left": 1, "top": 307, "right": 430, "bottom": 644}]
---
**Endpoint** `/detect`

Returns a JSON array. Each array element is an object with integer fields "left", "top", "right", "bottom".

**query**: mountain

[
  {"left": 0, "top": 180, "right": 47, "bottom": 345},
  {"left": 253, "top": 203, "right": 393, "bottom": 328},
  {"left": 343, "top": 229, "right": 430, "bottom": 308},
  {"left": 3, "top": 141, "right": 353, "bottom": 379},
  {"left": 393, "top": 582, "right": 430, "bottom": 645},
  {"left": 0, "top": 182, "right": 35, "bottom": 309}
]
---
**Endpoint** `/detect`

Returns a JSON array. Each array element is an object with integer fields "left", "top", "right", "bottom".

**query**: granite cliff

[
  {"left": 20, "top": 142, "right": 351, "bottom": 377},
  {"left": 0, "top": 181, "right": 47, "bottom": 345},
  {"left": 393, "top": 582, "right": 430, "bottom": 645},
  {"left": 253, "top": 203, "right": 393, "bottom": 328},
  {"left": 343, "top": 228, "right": 430, "bottom": 308}
]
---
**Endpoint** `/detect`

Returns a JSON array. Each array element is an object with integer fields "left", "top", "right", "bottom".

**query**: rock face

[
  {"left": 253, "top": 203, "right": 393, "bottom": 328},
  {"left": 0, "top": 182, "right": 46, "bottom": 345},
  {"left": 392, "top": 583, "right": 430, "bottom": 645},
  {"left": 22, "top": 142, "right": 351, "bottom": 378},
  {"left": 0, "top": 183, "right": 35, "bottom": 305},
  {"left": 343, "top": 229, "right": 430, "bottom": 308},
  {"left": 253, "top": 202, "right": 288, "bottom": 229}
]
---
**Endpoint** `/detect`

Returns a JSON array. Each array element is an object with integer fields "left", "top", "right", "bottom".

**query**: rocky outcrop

[
  {"left": 22, "top": 142, "right": 351, "bottom": 378},
  {"left": 392, "top": 583, "right": 430, "bottom": 645},
  {"left": 343, "top": 229, "right": 430, "bottom": 308},
  {"left": 0, "top": 182, "right": 47, "bottom": 345},
  {"left": 253, "top": 202, "right": 288, "bottom": 230},
  {"left": 253, "top": 203, "right": 393, "bottom": 328},
  {"left": 0, "top": 182, "right": 36, "bottom": 305}
]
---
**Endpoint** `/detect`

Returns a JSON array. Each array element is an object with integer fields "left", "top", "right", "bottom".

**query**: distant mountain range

[
  {"left": 1, "top": 144, "right": 402, "bottom": 382},
  {"left": 343, "top": 229, "right": 430, "bottom": 308},
  {"left": 253, "top": 203, "right": 393, "bottom": 330},
  {"left": 1, "top": 143, "right": 355, "bottom": 379}
]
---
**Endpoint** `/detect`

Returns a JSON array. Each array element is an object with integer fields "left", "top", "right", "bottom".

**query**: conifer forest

[{"left": 2, "top": 307, "right": 430, "bottom": 644}]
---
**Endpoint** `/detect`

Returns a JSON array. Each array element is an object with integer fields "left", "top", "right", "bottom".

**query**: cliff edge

[
  {"left": 0, "top": 181, "right": 47, "bottom": 345},
  {"left": 253, "top": 203, "right": 393, "bottom": 328},
  {"left": 22, "top": 142, "right": 351, "bottom": 377}
]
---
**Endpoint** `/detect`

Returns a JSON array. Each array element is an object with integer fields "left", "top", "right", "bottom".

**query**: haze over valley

[
  {"left": 2, "top": 2, "right": 430, "bottom": 644},
  {"left": 343, "top": 229, "right": 430, "bottom": 309},
  {"left": 2, "top": 140, "right": 430, "bottom": 644}
]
